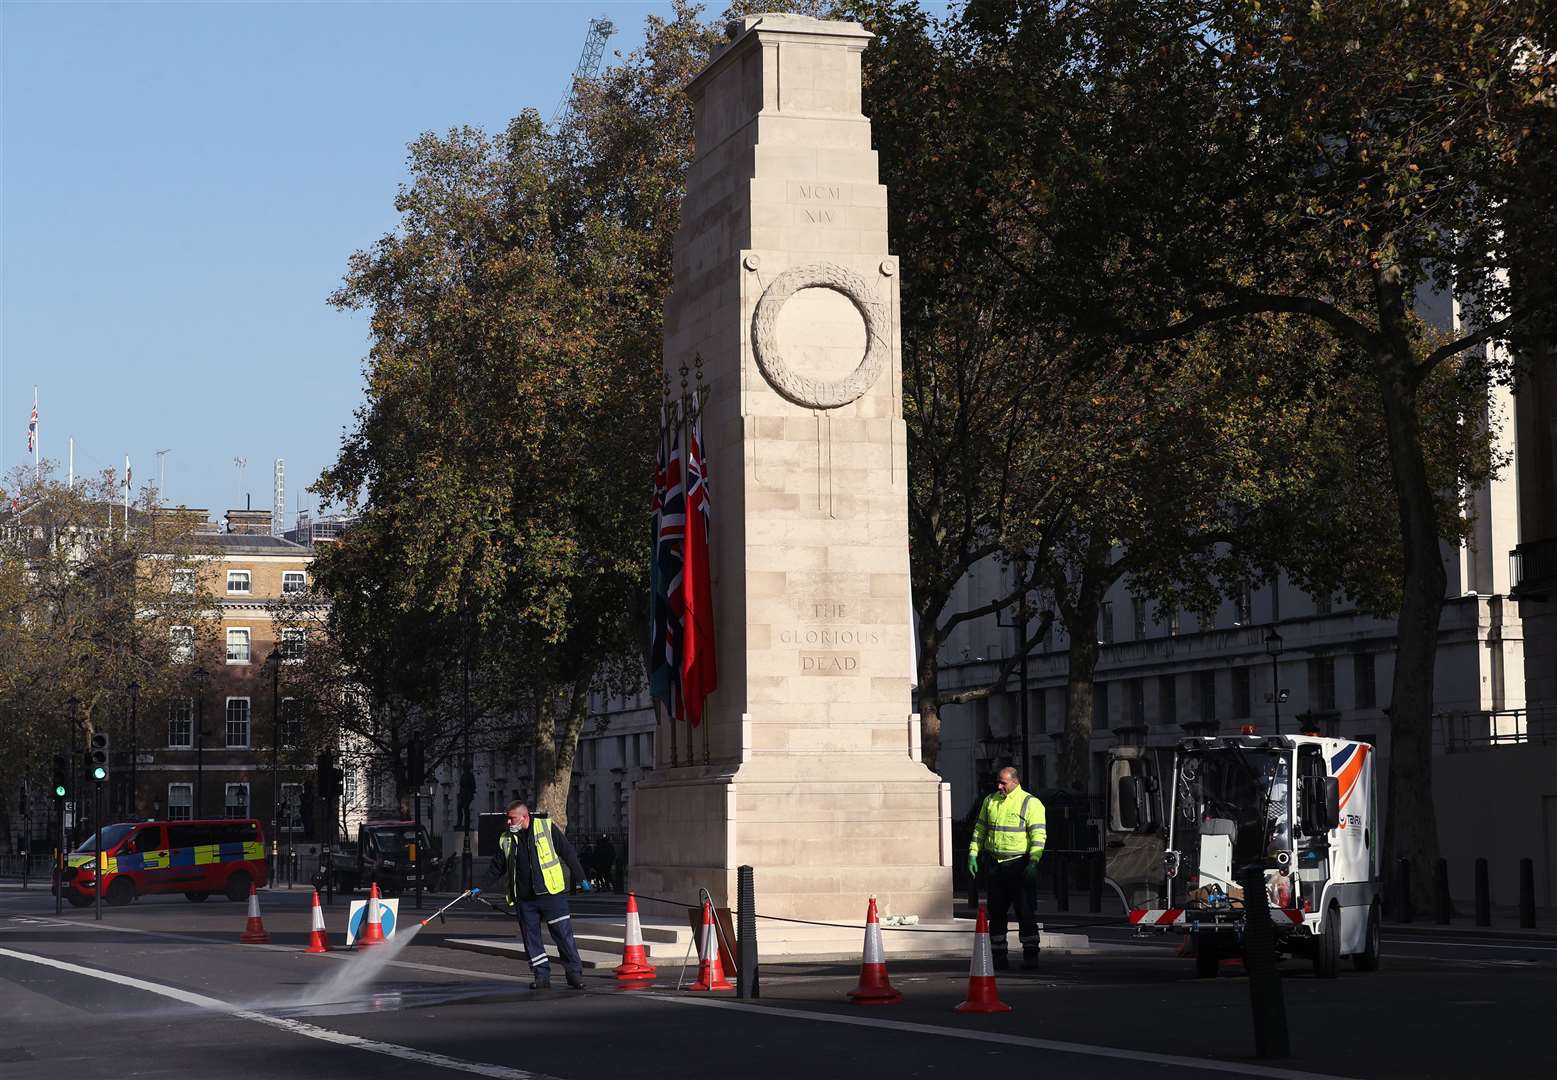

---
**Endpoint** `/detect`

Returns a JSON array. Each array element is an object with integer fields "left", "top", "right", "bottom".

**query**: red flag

[{"left": 680, "top": 405, "right": 717, "bottom": 726}]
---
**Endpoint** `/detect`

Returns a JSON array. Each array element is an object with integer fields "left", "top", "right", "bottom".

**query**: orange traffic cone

[
  {"left": 954, "top": 904, "right": 1011, "bottom": 1013},
  {"left": 847, "top": 895, "right": 902, "bottom": 1005},
  {"left": 614, "top": 892, "right": 656, "bottom": 983},
  {"left": 305, "top": 888, "right": 331, "bottom": 953},
  {"left": 687, "top": 900, "right": 733, "bottom": 992},
  {"left": 357, "top": 882, "right": 387, "bottom": 948},
  {"left": 239, "top": 882, "right": 271, "bottom": 944}
]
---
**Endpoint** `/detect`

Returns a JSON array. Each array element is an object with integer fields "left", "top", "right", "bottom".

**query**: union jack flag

[
  {"left": 650, "top": 404, "right": 685, "bottom": 719},
  {"left": 679, "top": 404, "right": 717, "bottom": 727}
]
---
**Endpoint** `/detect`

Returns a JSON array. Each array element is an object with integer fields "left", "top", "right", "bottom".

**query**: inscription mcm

[{"left": 797, "top": 183, "right": 842, "bottom": 226}]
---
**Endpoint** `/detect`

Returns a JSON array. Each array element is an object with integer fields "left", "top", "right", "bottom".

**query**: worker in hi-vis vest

[
  {"left": 475, "top": 800, "right": 591, "bottom": 989},
  {"left": 967, "top": 766, "right": 1047, "bottom": 969}
]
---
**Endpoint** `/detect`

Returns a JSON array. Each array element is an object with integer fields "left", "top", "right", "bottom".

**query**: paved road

[{"left": 0, "top": 888, "right": 1550, "bottom": 1080}]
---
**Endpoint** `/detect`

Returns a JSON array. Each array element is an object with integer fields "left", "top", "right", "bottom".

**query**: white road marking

[
  {"left": 0, "top": 946, "right": 560, "bottom": 1079},
  {"left": 1385, "top": 940, "right": 1557, "bottom": 952},
  {"left": 646, "top": 993, "right": 1364, "bottom": 1080}
]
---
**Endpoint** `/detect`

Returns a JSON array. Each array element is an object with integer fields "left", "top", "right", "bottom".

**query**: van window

[
  {"left": 71, "top": 824, "right": 134, "bottom": 853},
  {"left": 129, "top": 826, "right": 165, "bottom": 852}
]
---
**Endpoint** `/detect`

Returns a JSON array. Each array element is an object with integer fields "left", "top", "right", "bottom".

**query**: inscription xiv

[{"left": 797, "top": 184, "right": 842, "bottom": 227}]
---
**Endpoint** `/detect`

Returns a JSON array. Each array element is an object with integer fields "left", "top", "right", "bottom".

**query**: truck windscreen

[
  {"left": 370, "top": 827, "right": 430, "bottom": 854},
  {"left": 1184, "top": 749, "right": 1291, "bottom": 861}
]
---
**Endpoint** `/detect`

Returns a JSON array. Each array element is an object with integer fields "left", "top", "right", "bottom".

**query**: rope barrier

[{"left": 626, "top": 891, "right": 1118, "bottom": 933}]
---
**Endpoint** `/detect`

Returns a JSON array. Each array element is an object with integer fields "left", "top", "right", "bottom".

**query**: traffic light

[
  {"left": 406, "top": 738, "right": 425, "bottom": 790},
  {"left": 317, "top": 752, "right": 344, "bottom": 803},
  {"left": 52, "top": 755, "right": 69, "bottom": 800},
  {"left": 88, "top": 732, "right": 110, "bottom": 784},
  {"left": 18, "top": 782, "right": 29, "bottom": 818}
]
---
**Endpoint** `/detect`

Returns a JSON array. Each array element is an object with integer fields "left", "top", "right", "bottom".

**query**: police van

[
  {"left": 1108, "top": 728, "right": 1382, "bottom": 977},
  {"left": 56, "top": 818, "right": 267, "bottom": 906}
]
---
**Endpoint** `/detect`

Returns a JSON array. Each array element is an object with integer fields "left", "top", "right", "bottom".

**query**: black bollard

[
  {"left": 1088, "top": 850, "right": 1104, "bottom": 913},
  {"left": 737, "top": 864, "right": 759, "bottom": 999},
  {"left": 1474, "top": 858, "right": 1491, "bottom": 927},
  {"left": 1239, "top": 865, "right": 1291, "bottom": 1059},
  {"left": 1519, "top": 858, "right": 1536, "bottom": 929},
  {"left": 1055, "top": 852, "right": 1070, "bottom": 912},
  {"left": 1434, "top": 859, "right": 1451, "bottom": 925},
  {"left": 1394, "top": 858, "right": 1413, "bottom": 923}
]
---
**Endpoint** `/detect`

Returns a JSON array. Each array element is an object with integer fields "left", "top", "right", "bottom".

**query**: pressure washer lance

[{"left": 419, "top": 888, "right": 481, "bottom": 928}]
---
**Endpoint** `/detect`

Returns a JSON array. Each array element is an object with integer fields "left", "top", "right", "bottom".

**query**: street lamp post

[
  {"left": 1264, "top": 629, "right": 1284, "bottom": 735},
  {"left": 192, "top": 667, "right": 209, "bottom": 818},
  {"left": 66, "top": 696, "right": 80, "bottom": 853},
  {"left": 127, "top": 681, "right": 139, "bottom": 820},
  {"left": 265, "top": 650, "right": 281, "bottom": 883}
]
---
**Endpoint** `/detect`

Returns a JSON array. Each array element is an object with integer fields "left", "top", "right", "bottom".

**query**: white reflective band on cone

[
  {"left": 863, "top": 923, "right": 884, "bottom": 964},
  {"left": 969, "top": 930, "right": 993, "bottom": 977},
  {"left": 625, "top": 909, "right": 643, "bottom": 946}
]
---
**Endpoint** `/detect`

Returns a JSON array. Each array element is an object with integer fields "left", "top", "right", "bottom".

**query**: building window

[
  {"left": 167, "top": 783, "right": 193, "bottom": 821},
  {"left": 281, "top": 627, "right": 306, "bottom": 662},
  {"left": 1168, "top": 608, "right": 1181, "bottom": 637},
  {"left": 1198, "top": 670, "right": 1217, "bottom": 724},
  {"left": 170, "top": 625, "right": 194, "bottom": 662},
  {"left": 168, "top": 698, "right": 193, "bottom": 748},
  {"left": 1093, "top": 681, "right": 1109, "bottom": 727},
  {"left": 1354, "top": 653, "right": 1376, "bottom": 709},
  {"left": 1041, "top": 613, "right": 1054, "bottom": 650},
  {"left": 1098, "top": 601, "right": 1115, "bottom": 645},
  {"left": 279, "top": 783, "right": 303, "bottom": 831},
  {"left": 1233, "top": 667, "right": 1252, "bottom": 719},
  {"left": 1311, "top": 657, "right": 1336, "bottom": 712},
  {"left": 1127, "top": 679, "right": 1146, "bottom": 725},
  {"left": 225, "top": 697, "right": 251, "bottom": 748},
  {"left": 1132, "top": 598, "right": 1147, "bottom": 640},
  {"left": 224, "top": 783, "right": 249, "bottom": 819},
  {"left": 172, "top": 568, "right": 196, "bottom": 594},
  {"left": 281, "top": 697, "right": 304, "bottom": 747},
  {"left": 1269, "top": 573, "right": 1281, "bottom": 623},
  {"left": 282, "top": 570, "right": 307, "bottom": 594},
  {"left": 1029, "top": 754, "right": 1047, "bottom": 791},
  {"left": 226, "top": 627, "right": 251, "bottom": 663},
  {"left": 1234, "top": 583, "right": 1253, "bottom": 627},
  {"left": 344, "top": 769, "right": 358, "bottom": 806},
  {"left": 1159, "top": 675, "right": 1177, "bottom": 727},
  {"left": 1313, "top": 591, "right": 1332, "bottom": 616},
  {"left": 227, "top": 570, "right": 251, "bottom": 594}
]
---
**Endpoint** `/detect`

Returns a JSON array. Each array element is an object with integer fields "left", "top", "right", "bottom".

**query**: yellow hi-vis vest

[
  {"left": 969, "top": 786, "right": 1047, "bottom": 863},
  {"left": 498, "top": 817, "right": 567, "bottom": 900}
]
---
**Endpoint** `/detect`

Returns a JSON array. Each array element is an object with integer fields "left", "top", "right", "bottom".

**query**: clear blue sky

[{"left": 2, "top": 0, "right": 675, "bottom": 522}]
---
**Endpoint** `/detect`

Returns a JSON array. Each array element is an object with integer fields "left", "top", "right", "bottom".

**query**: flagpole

[
  {"left": 124, "top": 455, "right": 131, "bottom": 540},
  {"left": 33, "top": 387, "right": 40, "bottom": 483},
  {"left": 694, "top": 365, "right": 711, "bottom": 767},
  {"left": 68, "top": 437, "right": 74, "bottom": 490}
]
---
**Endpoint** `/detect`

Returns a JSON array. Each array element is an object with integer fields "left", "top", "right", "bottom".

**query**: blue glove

[
  {"left": 469, "top": 887, "right": 480, "bottom": 896},
  {"left": 580, "top": 879, "right": 593, "bottom": 892}
]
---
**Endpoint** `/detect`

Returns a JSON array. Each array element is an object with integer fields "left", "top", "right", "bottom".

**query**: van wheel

[
  {"left": 65, "top": 892, "right": 93, "bottom": 908},
  {"left": 224, "top": 872, "right": 252, "bottom": 902},
  {"left": 1194, "top": 934, "right": 1221, "bottom": 978},
  {"left": 107, "top": 878, "right": 136, "bottom": 907},
  {"left": 1313, "top": 902, "right": 1341, "bottom": 978},
  {"left": 185, "top": 892, "right": 210, "bottom": 903},
  {"left": 1353, "top": 903, "right": 1382, "bottom": 971}
]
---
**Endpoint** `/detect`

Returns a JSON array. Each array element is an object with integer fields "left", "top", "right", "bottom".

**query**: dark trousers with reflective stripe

[
  {"left": 517, "top": 892, "right": 583, "bottom": 977},
  {"left": 985, "top": 856, "right": 1039, "bottom": 961}
]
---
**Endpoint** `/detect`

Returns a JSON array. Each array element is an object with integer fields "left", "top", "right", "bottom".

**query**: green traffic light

[
  {"left": 54, "top": 784, "right": 67, "bottom": 798},
  {"left": 91, "top": 767, "right": 107, "bottom": 782}
]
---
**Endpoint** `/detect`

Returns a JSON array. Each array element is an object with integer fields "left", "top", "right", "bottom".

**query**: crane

[{"left": 551, "top": 16, "right": 616, "bottom": 127}]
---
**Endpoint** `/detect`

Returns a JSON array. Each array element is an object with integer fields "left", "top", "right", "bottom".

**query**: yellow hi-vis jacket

[
  {"left": 969, "top": 786, "right": 1047, "bottom": 863},
  {"left": 497, "top": 817, "right": 567, "bottom": 901}
]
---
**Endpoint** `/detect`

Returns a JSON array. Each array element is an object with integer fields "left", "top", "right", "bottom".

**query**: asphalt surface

[{"left": 0, "top": 885, "right": 1551, "bottom": 1080}]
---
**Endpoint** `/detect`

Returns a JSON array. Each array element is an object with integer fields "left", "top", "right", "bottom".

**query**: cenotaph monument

[{"left": 630, "top": 13, "right": 951, "bottom": 926}]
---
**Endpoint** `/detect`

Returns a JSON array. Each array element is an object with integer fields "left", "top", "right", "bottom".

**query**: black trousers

[{"left": 985, "top": 856, "right": 1039, "bottom": 958}]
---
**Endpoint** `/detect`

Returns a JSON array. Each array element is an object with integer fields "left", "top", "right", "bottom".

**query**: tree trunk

[
  {"left": 918, "top": 660, "right": 944, "bottom": 773},
  {"left": 533, "top": 671, "right": 592, "bottom": 830},
  {"left": 1376, "top": 361, "right": 1447, "bottom": 914},
  {"left": 1059, "top": 622, "right": 1101, "bottom": 795}
]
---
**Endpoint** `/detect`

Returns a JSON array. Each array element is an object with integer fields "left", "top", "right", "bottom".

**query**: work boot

[
  {"left": 991, "top": 951, "right": 1010, "bottom": 972},
  {"left": 529, "top": 971, "right": 552, "bottom": 990},
  {"left": 565, "top": 971, "right": 586, "bottom": 990}
]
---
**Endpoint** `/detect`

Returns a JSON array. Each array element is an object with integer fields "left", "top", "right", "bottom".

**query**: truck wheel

[
  {"left": 65, "top": 892, "right": 93, "bottom": 908},
  {"left": 224, "top": 871, "right": 252, "bottom": 902},
  {"left": 106, "top": 878, "right": 136, "bottom": 907},
  {"left": 1313, "top": 902, "right": 1341, "bottom": 978},
  {"left": 185, "top": 892, "right": 210, "bottom": 903},
  {"left": 1352, "top": 903, "right": 1382, "bottom": 972},
  {"left": 1194, "top": 934, "right": 1221, "bottom": 978}
]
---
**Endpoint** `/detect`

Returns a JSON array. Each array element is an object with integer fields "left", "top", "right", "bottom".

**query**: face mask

[{"left": 508, "top": 824, "right": 521, "bottom": 833}]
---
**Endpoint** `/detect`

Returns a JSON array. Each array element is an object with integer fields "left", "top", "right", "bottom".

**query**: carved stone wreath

[{"left": 751, "top": 262, "right": 888, "bottom": 409}]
